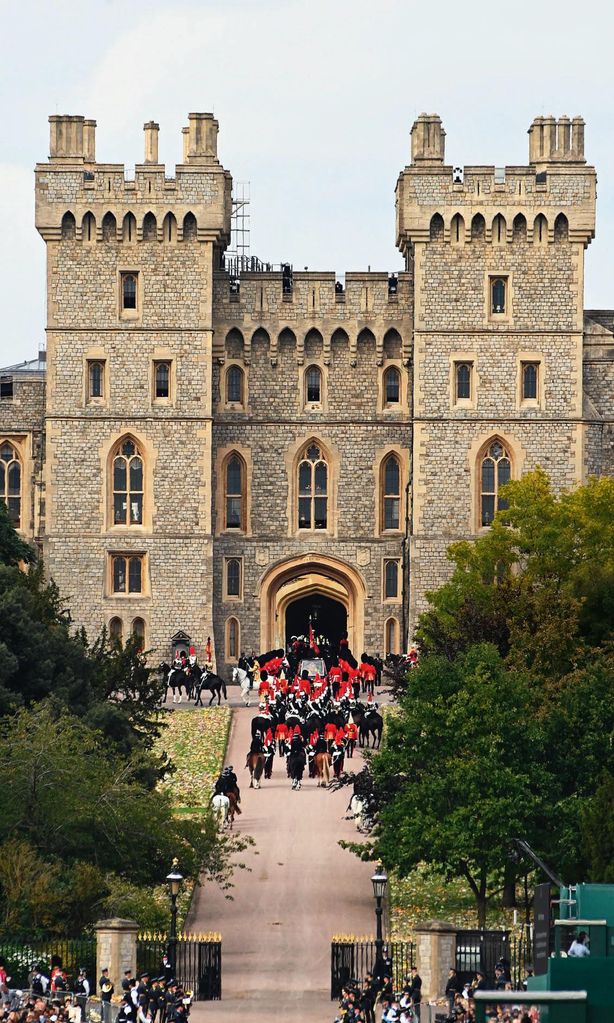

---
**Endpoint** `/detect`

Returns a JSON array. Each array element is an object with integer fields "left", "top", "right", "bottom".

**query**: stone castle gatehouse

[{"left": 1, "top": 111, "right": 613, "bottom": 672}]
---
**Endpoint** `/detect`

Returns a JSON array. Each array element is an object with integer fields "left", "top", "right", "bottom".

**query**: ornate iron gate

[
  {"left": 330, "top": 939, "right": 415, "bottom": 1000},
  {"left": 136, "top": 932, "right": 222, "bottom": 1001},
  {"left": 455, "top": 929, "right": 511, "bottom": 988}
]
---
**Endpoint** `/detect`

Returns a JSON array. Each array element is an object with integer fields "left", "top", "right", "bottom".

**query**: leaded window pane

[
  {"left": 227, "top": 559, "right": 240, "bottom": 596},
  {"left": 306, "top": 444, "right": 320, "bottom": 462},
  {"left": 227, "top": 457, "right": 242, "bottom": 495},
  {"left": 298, "top": 497, "right": 311, "bottom": 529},
  {"left": 456, "top": 364, "right": 471, "bottom": 400},
  {"left": 128, "top": 557, "right": 142, "bottom": 593},
  {"left": 226, "top": 497, "right": 242, "bottom": 529},
  {"left": 227, "top": 366, "right": 243, "bottom": 403},
  {"left": 123, "top": 275, "right": 137, "bottom": 309},
  {"left": 314, "top": 497, "right": 327, "bottom": 529},
  {"left": 0, "top": 464, "right": 4, "bottom": 492},
  {"left": 492, "top": 278, "right": 506, "bottom": 313},
  {"left": 7, "top": 499, "right": 20, "bottom": 525},
  {"left": 132, "top": 618, "right": 145, "bottom": 641},
  {"left": 385, "top": 368, "right": 400, "bottom": 403},
  {"left": 90, "top": 362, "right": 103, "bottom": 398},
  {"left": 0, "top": 443, "right": 14, "bottom": 461},
  {"left": 384, "top": 497, "right": 400, "bottom": 530},
  {"left": 385, "top": 561, "right": 399, "bottom": 598},
  {"left": 384, "top": 457, "right": 400, "bottom": 495},
  {"left": 130, "top": 495, "right": 143, "bottom": 524},
  {"left": 482, "top": 494, "right": 496, "bottom": 526},
  {"left": 113, "top": 557, "right": 126, "bottom": 592},
  {"left": 130, "top": 457, "right": 143, "bottom": 492},
  {"left": 114, "top": 457, "right": 127, "bottom": 493},
  {"left": 482, "top": 458, "right": 495, "bottom": 493},
  {"left": 314, "top": 462, "right": 327, "bottom": 494},
  {"left": 299, "top": 461, "right": 311, "bottom": 494},
  {"left": 7, "top": 463, "right": 20, "bottom": 496},
  {"left": 155, "top": 363, "right": 170, "bottom": 398},
  {"left": 523, "top": 364, "right": 537, "bottom": 399},
  {"left": 306, "top": 366, "right": 321, "bottom": 403},
  {"left": 109, "top": 617, "right": 123, "bottom": 642}
]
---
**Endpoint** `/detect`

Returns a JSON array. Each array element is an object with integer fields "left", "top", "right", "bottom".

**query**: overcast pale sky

[{"left": 1, "top": 0, "right": 613, "bottom": 367}]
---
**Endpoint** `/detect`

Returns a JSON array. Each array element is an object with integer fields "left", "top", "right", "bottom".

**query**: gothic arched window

[
  {"left": 226, "top": 616, "right": 240, "bottom": 660},
  {"left": 456, "top": 362, "right": 472, "bottom": 401},
  {"left": 383, "top": 366, "right": 401, "bottom": 405},
  {"left": 226, "top": 558, "right": 241, "bottom": 598},
  {"left": 491, "top": 277, "right": 507, "bottom": 314},
  {"left": 122, "top": 273, "right": 137, "bottom": 310},
  {"left": 112, "top": 438, "right": 144, "bottom": 526},
  {"left": 132, "top": 617, "right": 145, "bottom": 649},
  {"left": 385, "top": 617, "right": 399, "bottom": 655},
  {"left": 382, "top": 454, "right": 401, "bottom": 531},
  {"left": 226, "top": 365, "right": 245, "bottom": 405},
  {"left": 480, "top": 440, "right": 512, "bottom": 526},
  {"left": 109, "top": 617, "right": 123, "bottom": 644},
  {"left": 305, "top": 365, "right": 322, "bottom": 404},
  {"left": 224, "top": 454, "right": 245, "bottom": 530},
  {"left": 298, "top": 442, "right": 328, "bottom": 530},
  {"left": 0, "top": 441, "right": 21, "bottom": 527}
]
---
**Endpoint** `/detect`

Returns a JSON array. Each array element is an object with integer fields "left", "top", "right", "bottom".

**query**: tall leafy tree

[
  {"left": 416, "top": 471, "right": 614, "bottom": 679},
  {"left": 369, "top": 646, "right": 557, "bottom": 926}
]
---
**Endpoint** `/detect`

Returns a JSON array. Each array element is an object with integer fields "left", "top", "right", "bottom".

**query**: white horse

[
  {"left": 211, "top": 793, "right": 230, "bottom": 828},
  {"left": 232, "top": 666, "right": 252, "bottom": 706}
]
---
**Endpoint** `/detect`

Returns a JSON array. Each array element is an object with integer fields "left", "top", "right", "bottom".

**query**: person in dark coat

[
  {"left": 408, "top": 967, "right": 422, "bottom": 1020},
  {"left": 445, "top": 968, "right": 461, "bottom": 1012}
]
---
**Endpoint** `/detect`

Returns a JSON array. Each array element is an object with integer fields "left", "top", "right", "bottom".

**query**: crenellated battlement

[
  {"left": 36, "top": 113, "right": 232, "bottom": 244},
  {"left": 396, "top": 114, "right": 596, "bottom": 253},
  {"left": 212, "top": 270, "right": 413, "bottom": 366}
]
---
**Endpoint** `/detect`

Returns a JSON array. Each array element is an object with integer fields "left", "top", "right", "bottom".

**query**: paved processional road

[{"left": 187, "top": 697, "right": 378, "bottom": 1022}]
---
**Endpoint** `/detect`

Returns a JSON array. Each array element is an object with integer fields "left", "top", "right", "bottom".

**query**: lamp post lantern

[
  {"left": 371, "top": 864, "right": 388, "bottom": 980},
  {"left": 166, "top": 858, "right": 184, "bottom": 978}
]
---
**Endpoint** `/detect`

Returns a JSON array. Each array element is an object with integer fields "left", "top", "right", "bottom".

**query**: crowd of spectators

[
  {"left": 333, "top": 960, "right": 542, "bottom": 1023},
  {"left": 0, "top": 960, "right": 191, "bottom": 1023}
]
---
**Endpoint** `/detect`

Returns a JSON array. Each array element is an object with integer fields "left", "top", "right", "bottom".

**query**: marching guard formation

[{"left": 212, "top": 635, "right": 387, "bottom": 803}]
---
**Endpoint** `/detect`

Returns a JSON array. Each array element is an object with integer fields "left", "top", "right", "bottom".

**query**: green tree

[
  {"left": 416, "top": 471, "right": 614, "bottom": 679},
  {"left": 369, "top": 646, "right": 556, "bottom": 926},
  {"left": 581, "top": 772, "right": 614, "bottom": 883},
  {"left": 0, "top": 499, "right": 36, "bottom": 567}
]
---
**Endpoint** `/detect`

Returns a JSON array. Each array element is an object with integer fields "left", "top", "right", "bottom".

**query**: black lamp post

[
  {"left": 166, "top": 858, "right": 184, "bottom": 978},
  {"left": 371, "top": 864, "right": 388, "bottom": 980}
]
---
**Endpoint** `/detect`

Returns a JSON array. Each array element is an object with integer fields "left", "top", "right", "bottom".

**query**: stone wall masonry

[
  {"left": 413, "top": 419, "right": 580, "bottom": 536},
  {"left": 46, "top": 533, "right": 213, "bottom": 662},
  {"left": 47, "top": 240, "right": 210, "bottom": 331},
  {"left": 212, "top": 323, "right": 411, "bottom": 422},
  {"left": 46, "top": 329, "right": 210, "bottom": 419},
  {"left": 417, "top": 236, "right": 579, "bottom": 334},
  {"left": 417, "top": 330, "right": 579, "bottom": 420}
]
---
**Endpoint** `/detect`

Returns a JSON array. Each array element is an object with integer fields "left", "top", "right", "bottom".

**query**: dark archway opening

[{"left": 285, "top": 594, "right": 347, "bottom": 648}]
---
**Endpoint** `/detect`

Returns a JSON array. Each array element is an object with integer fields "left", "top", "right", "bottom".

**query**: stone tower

[
  {"left": 35, "top": 114, "right": 232, "bottom": 653},
  {"left": 396, "top": 113, "right": 597, "bottom": 622}
]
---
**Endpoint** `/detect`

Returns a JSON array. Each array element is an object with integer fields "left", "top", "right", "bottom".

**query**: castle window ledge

[
  {"left": 335, "top": 292, "right": 345, "bottom": 304},
  {"left": 282, "top": 292, "right": 293, "bottom": 303},
  {"left": 229, "top": 293, "right": 240, "bottom": 303},
  {"left": 387, "top": 294, "right": 398, "bottom": 304},
  {"left": 125, "top": 180, "right": 136, "bottom": 190}
]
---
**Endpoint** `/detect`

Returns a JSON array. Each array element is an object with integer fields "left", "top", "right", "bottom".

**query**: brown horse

[
  {"left": 227, "top": 790, "right": 241, "bottom": 824},
  {"left": 246, "top": 751, "right": 265, "bottom": 788},
  {"left": 314, "top": 751, "right": 331, "bottom": 787}
]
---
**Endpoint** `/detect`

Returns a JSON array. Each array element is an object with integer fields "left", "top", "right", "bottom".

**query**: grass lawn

[{"left": 155, "top": 706, "right": 232, "bottom": 813}]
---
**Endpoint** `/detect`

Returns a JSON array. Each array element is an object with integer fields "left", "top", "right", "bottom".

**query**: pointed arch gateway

[{"left": 259, "top": 554, "right": 366, "bottom": 654}]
